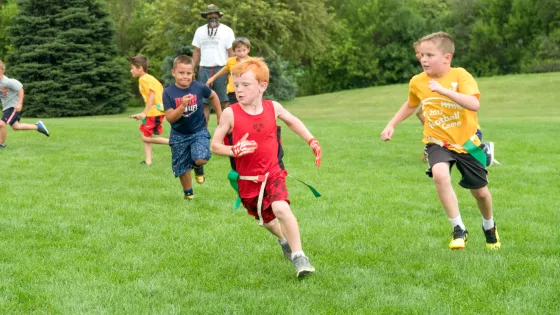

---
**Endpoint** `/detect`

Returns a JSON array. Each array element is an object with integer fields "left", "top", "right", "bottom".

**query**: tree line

[{"left": 0, "top": 0, "right": 558, "bottom": 117}]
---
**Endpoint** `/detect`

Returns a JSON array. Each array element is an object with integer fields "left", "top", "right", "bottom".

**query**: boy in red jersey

[{"left": 210, "top": 58, "right": 321, "bottom": 278}]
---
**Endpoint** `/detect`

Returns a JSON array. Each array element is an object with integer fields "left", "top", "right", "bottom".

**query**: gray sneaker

[
  {"left": 36, "top": 121, "right": 50, "bottom": 137},
  {"left": 292, "top": 254, "right": 315, "bottom": 278},
  {"left": 278, "top": 239, "right": 292, "bottom": 261},
  {"left": 481, "top": 141, "right": 500, "bottom": 166}
]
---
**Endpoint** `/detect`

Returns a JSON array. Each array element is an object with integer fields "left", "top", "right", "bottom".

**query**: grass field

[{"left": 1, "top": 72, "right": 559, "bottom": 314}]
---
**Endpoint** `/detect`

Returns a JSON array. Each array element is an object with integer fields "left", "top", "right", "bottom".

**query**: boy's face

[
  {"left": 130, "top": 65, "right": 143, "bottom": 77},
  {"left": 419, "top": 40, "right": 452, "bottom": 77},
  {"left": 172, "top": 63, "right": 195, "bottom": 88},
  {"left": 234, "top": 45, "right": 250, "bottom": 59},
  {"left": 233, "top": 70, "right": 267, "bottom": 105}
]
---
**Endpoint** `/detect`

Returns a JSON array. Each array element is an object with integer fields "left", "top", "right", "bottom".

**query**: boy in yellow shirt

[
  {"left": 381, "top": 32, "right": 500, "bottom": 250},
  {"left": 129, "top": 56, "right": 169, "bottom": 165},
  {"left": 205, "top": 37, "right": 252, "bottom": 105}
]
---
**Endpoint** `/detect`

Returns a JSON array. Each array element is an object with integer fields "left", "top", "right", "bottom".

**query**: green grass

[{"left": 1, "top": 72, "right": 559, "bottom": 314}]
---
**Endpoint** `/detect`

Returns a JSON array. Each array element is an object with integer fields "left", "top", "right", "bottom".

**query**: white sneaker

[{"left": 482, "top": 142, "right": 500, "bottom": 166}]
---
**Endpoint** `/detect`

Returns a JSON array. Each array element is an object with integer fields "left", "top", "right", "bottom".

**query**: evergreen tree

[{"left": 6, "top": 0, "right": 129, "bottom": 117}]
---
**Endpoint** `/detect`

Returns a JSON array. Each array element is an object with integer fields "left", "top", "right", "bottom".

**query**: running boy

[
  {"left": 163, "top": 55, "right": 222, "bottom": 199},
  {"left": 0, "top": 60, "right": 49, "bottom": 148},
  {"left": 129, "top": 56, "right": 169, "bottom": 165},
  {"left": 206, "top": 37, "right": 252, "bottom": 105},
  {"left": 380, "top": 32, "right": 500, "bottom": 250},
  {"left": 210, "top": 59, "right": 322, "bottom": 278}
]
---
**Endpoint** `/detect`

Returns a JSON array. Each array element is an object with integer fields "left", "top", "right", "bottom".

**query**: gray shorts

[
  {"left": 169, "top": 129, "right": 211, "bottom": 177},
  {"left": 197, "top": 66, "right": 229, "bottom": 104},
  {"left": 424, "top": 144, "right": 488, "bottom": 189}
]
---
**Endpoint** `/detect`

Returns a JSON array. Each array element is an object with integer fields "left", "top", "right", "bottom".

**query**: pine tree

[{"left": 6, "top": 0, "right": 129, "bottom": 117}]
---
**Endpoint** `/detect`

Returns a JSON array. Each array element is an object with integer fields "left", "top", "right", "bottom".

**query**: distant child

[
  {"left": 206, "top": 37, "right": 252, "bottom": 105},
  {"left": 380, "top": 32, "right": 500, "bottom": 250},
  {"left": 163, "top": 55, "right": 223, "bottom": 199},
  {"left": 0, "top": 60, "right": 49, "bottom": 148},
  {"left": 129, "top": 56, "right": 169, "bottom": 165},
  {"left": 210, "top": 58, "right": 322, "bottom": 278}
]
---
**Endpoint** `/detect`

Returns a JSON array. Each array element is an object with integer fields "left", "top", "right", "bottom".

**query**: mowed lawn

[{"left": 0, "top": 72, "right": 559, "bottom": 314}]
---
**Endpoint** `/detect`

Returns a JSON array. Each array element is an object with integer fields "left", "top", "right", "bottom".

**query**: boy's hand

[
  {"left": 129, "top": 113, "right": 146, "bottom": 120},
  {"left": 231, "top": 133, "right": 258, "bottom": 157},
  {"left": 205, "top": 79, "right": 213, "bottom": 87},
  {"left": 15, "top": 104, "right": 22, "bottom": 112},
  {"left": 308, "top": 138, "right": 322, "bottom": 167},
  {"left": 428, "top": 80, "right": 444, "bottom": 94},
  {"left": 181, "top": 94, "right": 194, "bottom": 107},
  {"left": 380, "top": 126, "right": 394, "bottom": 141}
]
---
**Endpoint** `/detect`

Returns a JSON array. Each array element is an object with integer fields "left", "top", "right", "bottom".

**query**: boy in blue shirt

[{"left": 163, "top": 55, "right": 223, "bottom": 199}]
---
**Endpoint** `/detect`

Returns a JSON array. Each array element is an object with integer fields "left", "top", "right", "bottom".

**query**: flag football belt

[
  {"left": 227, "top": 169, "right": 321, "bottom": 226},
  {"left": 427, "top": 135, "right": 487, "bottom": 167}
]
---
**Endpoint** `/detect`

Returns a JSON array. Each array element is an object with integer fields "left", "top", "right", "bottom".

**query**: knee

[
  {"left": 195, "top": 159, "right": 208, "bottom": 166},
  {"left": 141, "top": 135, "right": 150, "bottom": 142},
  {"left": 471, "top": 187, "right": 491, "bottom": 201},
  {"left": 271, "top": 201, "right": 292, "bottom": 219},
  {"left": 432, "top": 170, "right": 451, "bottom": 186}
]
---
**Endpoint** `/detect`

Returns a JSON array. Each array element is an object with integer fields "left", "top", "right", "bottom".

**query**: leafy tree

[
  {"left": 0, "top": 0, "right": 17, "bottom": 57},
  {"left": 6, "top": 0, "right": 129, "bottom": 117}
]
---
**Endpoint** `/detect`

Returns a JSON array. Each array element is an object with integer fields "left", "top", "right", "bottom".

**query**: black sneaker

[
  {"left": 482, "top": 224, "right": 501, "bottom": 249},
  {"left": 449, "top": 225, "right": 468, "bottom": 250},
  {"left": 193, "top": 165, "right": 205, "bottom": 184}
]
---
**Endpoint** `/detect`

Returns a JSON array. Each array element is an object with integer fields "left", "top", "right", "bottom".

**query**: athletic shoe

[
  {"left": 481, "top": 142, "right": 500, "bottom": 166},
  {"left": 0, "top": 144, "right": 5, "bottom": 149},
  {"left": 184, "top": 192, "right": 194, "bottom": 200},
  {"left": 36, "top": 121, "right": 50, "bottom": 137},
  {"left": 483, "top": 224, "right": 501, "bottom": 250},
  {"left": 193, "top": 165, "right": 205, "bottom": 184},
  {"left": 278, "top": 239, "right": 292, "bottom": 261},
  {"left": 292, "top": 254, "right": 315, "bottom": 278},
  {"left": 449, "top": 225, "right": 468, "bottom": 250},
  {"left": 140, "top": 161, "right": 151, "bottom": 166}
]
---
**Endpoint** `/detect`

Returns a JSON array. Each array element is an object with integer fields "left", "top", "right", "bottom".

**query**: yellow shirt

[
  {"left": 139, "top": 74, "right": 164, "bottom": 117},
  {"left": 225, "top": 56, "right": 252, "bottom": 93},
  {"left": 408, "top": 67, "right": 481, "bottom": 153}
]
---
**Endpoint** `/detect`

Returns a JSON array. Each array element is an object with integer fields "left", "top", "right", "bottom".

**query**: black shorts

[
  {"left": 1, "top": 107, "right": 21, "bottom": 125},
  {"left": 227, "top": 92, "right": 237, "bottom": 105},
  {"left": 424, "top": 144, "right": 488, "bottom": 189}
]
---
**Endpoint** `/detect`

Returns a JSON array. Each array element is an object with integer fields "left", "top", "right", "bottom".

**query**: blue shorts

[
  {"left": 169, "top": 129, "right": 211, "bottom": 177},
  {"left": 1, "top": 107, "right": 21, "bottom": 125},
  {"left": 197, "top": 66, "right": 229, "bottom": 104}
]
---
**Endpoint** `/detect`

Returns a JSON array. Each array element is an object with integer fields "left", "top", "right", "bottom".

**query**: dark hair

[
  {"left": 129, "top": 56, "right": 149, "bottom": 72},
  {"left": 173, "top": 55, "right": 194, "bottom": 69},
  {"left": 232, "top": 37, "right": 251, "bottom": 50}
]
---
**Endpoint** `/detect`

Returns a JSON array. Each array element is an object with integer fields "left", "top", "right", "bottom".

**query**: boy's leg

[
  {"left": 179, "top": 170, "right": 194, "bottom": 200},
  {"left": 471, "top": 187, "right": 500, "bottom": 249},
  {"left": 432, "top": 162, "right": 461, "bottom": 220},
  {"left": 191, "top": 131, "right": 211, "bottom": 185},
  {"left": 142, "top": 141, "right": 153, "bottom": 165},
  {"left": 0, "top": 121, "right": 7, "bottom": 145},
  {"left": 263, "top": 219, "right": 292, "bottom": 261},
  {"left": 11, "top": 121, "right": 38, "bottom": 131}
]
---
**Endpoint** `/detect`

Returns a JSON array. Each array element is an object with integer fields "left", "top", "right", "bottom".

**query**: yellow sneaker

[
  {"left": 193, "top": 165, "right": 205, "bottom": 184},
  {"left": 184, "top": 193, "right": 194, "bottom": 200},
  {"left": 449, "top": 225, "right": 468, "bottom": 250},
  {"left": 483, "top": 225, "right": 501, "bottom": 250}
]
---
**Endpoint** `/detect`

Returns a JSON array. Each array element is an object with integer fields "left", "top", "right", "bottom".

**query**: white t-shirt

[
  {"left": 192, "top": 23, "right": 235, "bottom": 67},
  {"left": 0, "top": 75, "right": 23, "bottom": 111}
]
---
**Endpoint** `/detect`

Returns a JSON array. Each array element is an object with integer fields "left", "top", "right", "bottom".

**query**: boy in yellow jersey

[
  {"left": 381, "top": 32, "right": 500, "bottom": 250},
  {"left": 129, "top": 56, "right": 169, "bottom": 166},
  {"left": 205, "top": 37, "right": 252, "bottom": 105}
]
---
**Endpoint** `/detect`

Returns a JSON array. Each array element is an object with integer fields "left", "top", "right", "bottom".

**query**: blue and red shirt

[{"left": 162, "top": 81, "right": 211, "bottom": 135}]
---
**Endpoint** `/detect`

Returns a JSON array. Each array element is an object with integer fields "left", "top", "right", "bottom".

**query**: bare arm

[
  {"left": 429, "top": 80, "right": 480, "bottom": 111},
  {"left": 274, "top": 101, "right": 314, "bottom": 142},
  {"left": 206, "top": 67, "right": 230, "bottom": 86},
  {"left": 15, "top": 88, "right": 24, "bottom": 112},
  {"left": 415, "top": 103, "right": 425, "bottom": 125},
  {"left": 165, "top": 94, "right": 191, "bottom": 123},
  {"left": 132, "top": 90, "right": 155, "bottom": 120},
  {"left": 380, "top": 100, "right": 417, "bottom": 141},
  {"left": 210, "top": 107, "right": 234, "bottom": 156},
  {"left": 208, "top": 90, "right": 222, "bottom": 122},
  {"left": 192, "top": 47, "right": 201, "bottom": 69}
]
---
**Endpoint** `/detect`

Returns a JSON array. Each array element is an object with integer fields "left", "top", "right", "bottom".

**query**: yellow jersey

[
  {"left": 225, "top": 56, "right": 252, "bottom": 93},
  {"left": 408, "top": 67, "right": 481, "bottom": 153},
  {"left": 139, "top": 74, "right": 164, "bottom": 117}
]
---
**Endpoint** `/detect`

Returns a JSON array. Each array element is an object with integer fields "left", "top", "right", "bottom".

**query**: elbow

[
  {"left": 210, "top": 143, "right": 218, "bottom": 154},
  {"left": 471, "top": 100, "right": 480, "bottom": 111}
]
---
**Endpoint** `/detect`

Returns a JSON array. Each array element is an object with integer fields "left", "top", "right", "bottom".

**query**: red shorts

[
  {"left": 139, "top": 116, "right": 164, "bottom": 137},
  {"left": 241, "top": 174, "right": 290, "bottom": 224}
]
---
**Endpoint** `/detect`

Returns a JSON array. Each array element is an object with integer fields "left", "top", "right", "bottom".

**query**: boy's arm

[
  {"left": 192, "top": 47, "right": 201, "bottom": 69},
  {"left": 206, "top": 67, "right": 230, "bottom": 86},
  {"left": 132, "top": 90, "right": 155, "bottom": 120},
  {"left": 380, "top": 100, "right": 417, "bottom": 141},
  {"left": 210, "top": 108, "right": 257, "bottom": 157},
  {"left": 15, "top": 88, "right": 24, "bottom": 112},
  {"left": 274, "top": 101, "right": 321, "bottom": 167},
  {"left": 415, "top": 104, "right": 425, "bottom": 125},
  {"left": 208, "top": 91, "right": 222, "bottom": 123},
  {"left": 428, "top": 80, "right": 480, "bottom": 111},
  {"left": 165, "top": 94, "right": 191, "bottom": 123}
]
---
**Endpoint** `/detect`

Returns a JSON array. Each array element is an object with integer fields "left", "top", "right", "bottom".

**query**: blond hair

[
  {"left": 231, "top": 58, "right": 269, "bottom": 83},
  {"left": 232, "top": 37, "right": 251, "bottom": 50},
  {"left": 0, "top": 60, "right": 5, "bottom": 71},
  {"left": 419, "top": 32, "right": 455, "bottom": 55},
  {"left": 173, "top": 55, "right": 194, "bottom": 69}
]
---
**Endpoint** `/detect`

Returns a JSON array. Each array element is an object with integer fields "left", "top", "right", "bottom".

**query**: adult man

[{"left": 192, "top": 4, "right": 235, "bottom": 123}]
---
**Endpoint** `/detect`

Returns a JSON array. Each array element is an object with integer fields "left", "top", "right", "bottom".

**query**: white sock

[
  {"left": 449, "top": 215, "right": 465, "bottom": 230},
  {"left": 291, "top": 251, "right": 304, "bottom": 260},
  {"left": 482, "top": 217, "right": 495, "bottom": 231}
]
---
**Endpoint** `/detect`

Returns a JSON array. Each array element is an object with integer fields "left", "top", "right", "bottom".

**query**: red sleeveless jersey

[{"left": 227, "top": 100, "right": 285, "bottom": 198}]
